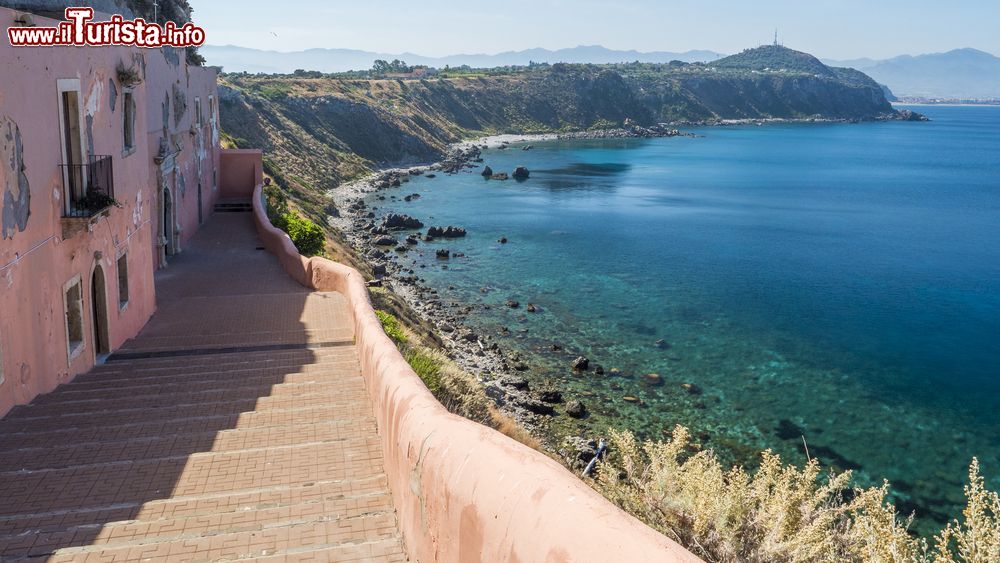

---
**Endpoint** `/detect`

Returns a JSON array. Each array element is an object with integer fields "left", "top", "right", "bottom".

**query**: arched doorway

[
  {"left": 163, "top": 188, "right": 175, "bottom": 257},
  {"left": 91, "top": 265, "right": 110, "bottom": 357}
]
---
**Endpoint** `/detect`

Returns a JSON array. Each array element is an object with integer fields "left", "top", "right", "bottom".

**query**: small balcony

[{"left": 61, "top": 155, "right": 116, "bottom": 219}]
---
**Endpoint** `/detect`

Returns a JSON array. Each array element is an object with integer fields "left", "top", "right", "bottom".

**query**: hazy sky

[{"left": 190, "top": 0, "right": 998, "bottom": 59}]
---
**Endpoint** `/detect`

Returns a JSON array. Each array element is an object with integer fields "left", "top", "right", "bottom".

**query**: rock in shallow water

[{"left": 565, "top": 400, "right": 587, "bottom": 418}]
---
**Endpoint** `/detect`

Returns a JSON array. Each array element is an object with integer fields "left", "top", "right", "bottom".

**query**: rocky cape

[{"left": 219, "top": 45, "right": 919, "bottom": 198}]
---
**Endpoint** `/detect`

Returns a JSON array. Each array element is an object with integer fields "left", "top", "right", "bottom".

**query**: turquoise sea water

[{"left": 368, "top": 106, "right": 1000, "bottom": 531}]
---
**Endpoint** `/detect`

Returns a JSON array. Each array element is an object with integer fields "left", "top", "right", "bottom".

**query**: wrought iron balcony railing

[{"left": 61, "top": 155, "right": 116, "bottom": 219}]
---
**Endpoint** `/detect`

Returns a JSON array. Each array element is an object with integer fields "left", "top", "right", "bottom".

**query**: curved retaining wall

[{"left": 251, "top": 184, "right": 701, "bottom": 563}]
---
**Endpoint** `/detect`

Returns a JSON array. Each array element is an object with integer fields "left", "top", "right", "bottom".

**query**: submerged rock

[
  {"left": 681, "top": 382, "right": 702, "bottom": 395},
  {"left": 571, "top": 356, "right": 590, "bottom": 371},
  {"left": 643, "top": 373, "right": 663, "bottom": 386}
]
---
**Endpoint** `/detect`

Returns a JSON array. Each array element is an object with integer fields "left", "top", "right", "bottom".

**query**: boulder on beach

[
  {"left": 565, "top": 400, "right": 587, "bottom": 418},
  {"left": 538, "top": 389, "right": 563, "bottom": 404},
  {"left": 374, "top": 236, "right": 397, "bottom": 246},
  {"left": 428, "top": 226, "right": 467, "bottom": 238},
  {"left": 381, "top": 213, "right": 424, "bottom": 230}
]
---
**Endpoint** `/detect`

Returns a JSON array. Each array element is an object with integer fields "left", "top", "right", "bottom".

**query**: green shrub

[
  {"left": 263, "top": 184, "right": 289, "bottom": 225},
  {"left": 404, "top": 348, "right": 443, "bottom": 394},
  {"left": 376, "top": 310, "right": 406, "bottom": 345},
  {"left": 280, "top": 212, "right": 325, "bottom": 256}
]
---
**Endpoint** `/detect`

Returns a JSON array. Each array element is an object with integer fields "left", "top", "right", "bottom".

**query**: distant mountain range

[
  {"left": 200, "top": 45, "right": 724, "bottom": 74},
  {"left": 824, "top": 48, "right": 1000, "bottom": 100},
  {"left": 202, "top": 44, "right": 1000, "bottom": 100}
]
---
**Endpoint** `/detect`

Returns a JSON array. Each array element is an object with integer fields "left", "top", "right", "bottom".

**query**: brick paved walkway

[{"left": 0, "top": 209, "right": 406, "bottom": 561}]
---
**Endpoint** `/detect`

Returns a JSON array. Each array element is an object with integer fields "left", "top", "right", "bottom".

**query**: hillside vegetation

[{"left": 218, "top": 46, "right": 897, "bottom": 201}]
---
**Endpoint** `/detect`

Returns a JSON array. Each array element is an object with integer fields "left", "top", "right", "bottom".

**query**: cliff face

[{"left": 218, "top": 52, "right": 897, "bottom": 193}]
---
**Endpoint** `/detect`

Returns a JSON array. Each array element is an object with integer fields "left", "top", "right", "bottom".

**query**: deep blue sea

[{"left": 368, "top": 106, "right": 1000, "bottom": 530}]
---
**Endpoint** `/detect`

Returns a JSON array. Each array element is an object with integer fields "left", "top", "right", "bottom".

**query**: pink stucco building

[{"left": 0, "top": 6, "right": 223, "bottom": 415}]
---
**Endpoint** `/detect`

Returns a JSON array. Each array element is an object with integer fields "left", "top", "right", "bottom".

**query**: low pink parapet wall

[
  {"left": 251, "top": 183, "right": 700, "bottom": 563},
  {"left": 220, "top": 149, "right": 264, "bottom": 199}
]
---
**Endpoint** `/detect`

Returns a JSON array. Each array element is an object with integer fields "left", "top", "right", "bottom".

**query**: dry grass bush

[{"left": 596, "top": 426, "right": 999, "bottom": 563}]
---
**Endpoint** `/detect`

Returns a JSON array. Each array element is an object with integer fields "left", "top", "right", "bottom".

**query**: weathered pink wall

[
  {"left": 219, "top": 149, "right": 262, "bottom": 199},
  {"left": 246, "top": 172, "right": 702, "bottom": 562},
  {"left": 0, "top": 7, "right": 219, "bottom": 415}
]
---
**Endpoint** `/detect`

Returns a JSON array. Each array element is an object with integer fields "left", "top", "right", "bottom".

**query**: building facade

[{"left": 0, "top": 7, "right": 221, "bottom": 415}]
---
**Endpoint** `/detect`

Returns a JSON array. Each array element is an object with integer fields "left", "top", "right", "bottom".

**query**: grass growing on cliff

[
  {"left": 595, "top": 426, "right": 1000, "bottom": 563},
  {"left": 375, "top": 309, "right": 540, "bottom": 450},
  {"left": 263, "top": 183, "right": 326, "bottom": 256},
  {"left": 375, "top": 310, "right": 406, "bottom": 344}
]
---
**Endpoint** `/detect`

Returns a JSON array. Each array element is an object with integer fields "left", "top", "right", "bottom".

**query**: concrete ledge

[{"left": 251, "top": 182, "right": 701, "bottom": 562}]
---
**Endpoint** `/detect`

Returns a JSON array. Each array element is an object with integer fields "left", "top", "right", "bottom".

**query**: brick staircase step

[
  {"left": 35, "top": 368, "right": 365, "bottom": 404},
  {"left": 85, "top": 348, "right": 359, "bottom": 377},
  {"left": 0, "top": 421, "right": 380, "bottom": 471},
  {"left": 0, "top": 442, "right": 387, "bottom": 519},
  {"left": 0, "top": 395, "right": 375, "bottom": 433},
  {"left": 0, "top": 474, "right": 390, "bottom": 537},
  {"left": 20, "top": 378, "right": 367, "bottom": 414},
  {"left": 0, "top": 406, "right": 376, "bottom": 446},
  {"left": 56, "top": 365, "right": 364, "bottom": 396},
  {"left": 34, "top": 512, "right": 402, "bottom": 561}
]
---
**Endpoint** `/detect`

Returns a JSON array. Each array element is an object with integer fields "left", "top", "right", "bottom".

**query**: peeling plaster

[
  {"left": 108, "top": 79, "right": 118, "bottom": 112},
  {"left": 84, "top": 79, "right": 102, "bottom": 159},
  {"left": 85, "top": 114, "right": 95, "bottom": 161},
  {"left": 161, "top": 46, "right": 180, "bottom": 66},
  {"left": 133, "top": 190, "right": 143, "bottom": 227},
  {"left": 159, "top": 91, "right": 171, "bottom": 155},
  {"left": 172, "top": 83, "right": 187, "bottom": 127},
  {"left": 178, "top": 172, "right": 186, "bottom": 197},
  {"left": 1, "top": 117, "right": 30, "bottom": 239},
  {"left": 85, "top": 78, "right": 102, "bottom": 118}
]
